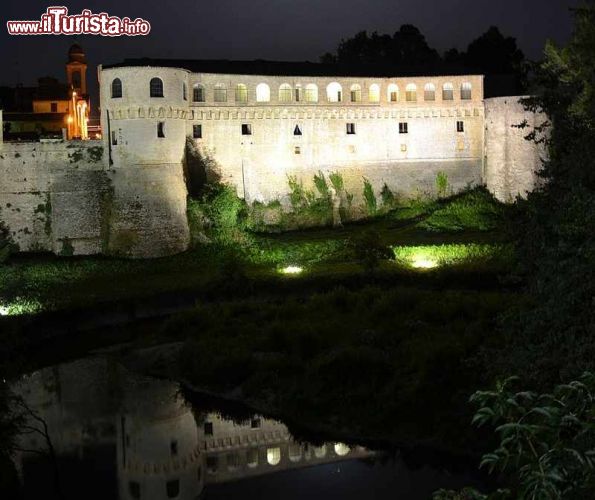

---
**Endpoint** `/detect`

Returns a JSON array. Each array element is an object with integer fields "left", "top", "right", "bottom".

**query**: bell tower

[{"left": 66, "top": 43, "right": 87, "bottom": 95}]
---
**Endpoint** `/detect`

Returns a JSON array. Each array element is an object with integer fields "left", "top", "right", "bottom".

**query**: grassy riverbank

[
  {"left": 0, "top": 186, "right": 523, "bottom": 458},
  {"left": 0, "top": 187, "right": 512, "bottom": 316}
]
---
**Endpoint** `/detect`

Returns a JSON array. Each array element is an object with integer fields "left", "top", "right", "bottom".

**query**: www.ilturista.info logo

[{"left": 6, "top": 7, "right": 151, "bottom": 36}]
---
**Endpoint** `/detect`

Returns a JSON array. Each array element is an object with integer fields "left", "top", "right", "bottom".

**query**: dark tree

[
  {"left": 464, "top": 26, "right": 525, "bottom": 75},
  {"left": 321, "top": 25, "right": 440, "bottom": 70},
  {"left": 489, "top": 7, "right": 595, "bottom": 386}
]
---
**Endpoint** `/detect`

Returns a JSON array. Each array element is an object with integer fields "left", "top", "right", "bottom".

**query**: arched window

[
  {"left": 461, "top": 82, "right": 472, "bottom": 100},
  {"left": 72, "top": 70, "right": 81, "bottom": 89},
  {"left": 246, "top": 448, "right": 259, "bottom": 468},
  {"left": 267, "top": 447, "right": 281, "bottom": 466},
  {"left": 313, "top": 445, "right": 327, "bottom": 458},
  {"left": 288, "top": 444, "right": 302, "bottom": 463},
  {"left": 235, "top": 83, "right": 248, "bottom": 103},
  {"left": 368, "top": 84, "right": 380, "bottom": 103},
  {"left": 214, "top": 84, "right": 227, "bottom": 103},
  {"left": 326, "top": 82, "right": 342, "bottom": 102},
  {"left": 424, "top": 83, "right": 436, "bottom": 101},
  {"left": 183, "top": 82, "right": 187, "bottom": 101},
  {"left": 334, "top": 443, "right": 350, "bottom": 456},
  {"left": 193, "top": 84, "right": 205, "bottom": 102},
  {"left": 305, "top": 84, "right": 318, "bottom": 103},
  {"left": 406, "top": 84, "right": 417, "bottom": 102},
  {"left": 442, "top": 82, "right": 454, "bottom": 101},
  {"left": 387, "top": 84, "right": 399, "bottom": 102},
  {"left": 279, "top": 83, "right": 292, "bottom": 103},
  {"left": 111, "top": 78, "right": 122, "bottom": 98},
  {"left": 256, "top": 83, "right": 270, "bottom": 102},
  {"left": 350, "top": 84, "right": 362, "bottom": 103},
  {"left": 150, "top": 77, "right": 164, "bottom": 98}
]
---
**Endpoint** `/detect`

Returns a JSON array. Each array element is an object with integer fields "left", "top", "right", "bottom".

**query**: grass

[
  {"left": 0, "top": 187, "right": 512, "bottom": 315},
  {"left": 417, "top": 188, "right": 506, "bottom": 233}
]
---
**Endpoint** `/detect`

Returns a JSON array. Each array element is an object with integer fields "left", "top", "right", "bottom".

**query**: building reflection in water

[{"left": 11, "top": 357, "right": 370, "bottom": 499}]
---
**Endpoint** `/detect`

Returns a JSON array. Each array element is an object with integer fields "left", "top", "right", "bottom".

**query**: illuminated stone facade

[
  {"left": 0, "top": 60, "right": 546, "bottom": 258},
  {"left": 99, "top": 64, "right": 486, "bottom": 205}
]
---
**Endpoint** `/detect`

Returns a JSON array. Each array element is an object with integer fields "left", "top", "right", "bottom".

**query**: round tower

[
  {"left": 117, "top": 377, "right": 204, "bottom": 500},
  {"left": 98, "top": 65, "right": 190, "bottom": 257}
]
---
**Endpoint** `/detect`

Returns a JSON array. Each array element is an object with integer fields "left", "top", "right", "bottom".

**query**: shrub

[
  {"left": 362, "top": 178, "right": 377, "bottom": 215},
  {"left": 436, "top": 171, "right": 449, "bottom": 198},
  {"left": 285, "top": 174, "right": 334, "bottom": 228},
  {"left": 201, "top": 183, "right": 246, "bottom": 232},
  {"left": 287, "top": 175, "right": 308, "bottom": 210},
  {"left": 436, "top": 373, "right": 595, "bottom": 499},
  {"left": 328, "top": 171, "right": 344, "bottom": 193},
  {"left": 380, "top": 183, "right": 396, "bottom": 210},
  {"left": 313, "top": 171, "right": 330, "bottom": 200},
  {"left": 350, "top": 229, "right": 393, "bottom": 273}
]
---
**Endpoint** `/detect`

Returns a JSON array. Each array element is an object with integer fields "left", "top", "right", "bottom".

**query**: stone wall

[
  {"left": 0, "top": 139, "right": 190, "bottom": 258},
  {"left": 0, "top": 140, "right": 110, "bottom": 255},
  {"left": 484, "top": 96, "right": 548, "bottom": 202}
]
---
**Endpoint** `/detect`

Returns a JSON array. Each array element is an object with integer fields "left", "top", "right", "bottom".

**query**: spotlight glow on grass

[
  {"left": 280, "top": 265, "right": 304, "bottom": 275},
  {"left": 411, "top": 257, "right": 438, "bottom": 269},
  {"left": 0, "top": 298, "right": 44, "bottom": 316}
]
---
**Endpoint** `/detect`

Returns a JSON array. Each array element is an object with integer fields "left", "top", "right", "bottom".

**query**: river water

[{"left": 9, "top": 356, "right": 485, "bottom": 499}]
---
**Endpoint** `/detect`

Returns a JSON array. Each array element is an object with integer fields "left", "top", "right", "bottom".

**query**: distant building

[{"left": 0, "top": 44, "right": 91, "bottom": 140}]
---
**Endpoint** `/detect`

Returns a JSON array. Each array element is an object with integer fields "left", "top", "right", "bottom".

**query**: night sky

[{"left": 0, "top": 0, "right": 580, "bottom": 111}]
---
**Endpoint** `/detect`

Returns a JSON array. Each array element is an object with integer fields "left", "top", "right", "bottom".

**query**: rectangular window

[
  {"left": 294, "top": 146, "right": 301, "bottom": 155},
  {"left": 111, "top": 130, "right": 117, "bottom": 145},
  {"left": 399, "top": 122, "right": 408, "bottom": 134},
  {"left": 170, "top": 440, "right": 178, "bottom": 456},
  {"left": 214, "top": 88, "right": 227, "bottom": 103},
  {"left": 251, "top": 418, "right": 261, "bottom": 429},
  {"left": 346, "top": 123, "right": 356, "bottom": 135},
  {"left": 206, "top": 456, "right": 218, "bottom": 473},
  {"left": 295, "top": 88, "right": 302, "bottom": 102},
  {"left": 193, "top": 124, "right": 202, "bottom": 139},
  {"left": 241, "top": 124, "right": 252, "bottom": 136},
  {"left": 51, "top": 102, "right": 58, "bottom": 113},
  {"left": 157, "top": 122, "right": 165, "bottom": 138},
  {"left": 204, "top": 422, "right": 213, "bottom": 436},
  {"left": 457, "top": 121, "right": 464, "bottom": 133},
  {"left": 390, "top": 92, "right": 398, "bottom": 102},
  {"left": 350, "top": 90, "right": 361, "bottom": 102}
]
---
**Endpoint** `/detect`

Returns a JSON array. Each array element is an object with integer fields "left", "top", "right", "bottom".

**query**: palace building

[
  {"left": 99, "top": 60, "right": 486, "bottom": 204},
  {"left": 0, "top": 57, "right": 546, "bottom": 258}
]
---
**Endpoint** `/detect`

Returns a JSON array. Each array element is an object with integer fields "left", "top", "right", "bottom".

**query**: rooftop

[{"left": 102, "top": 58, "right": 482, "bottom": 78}]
